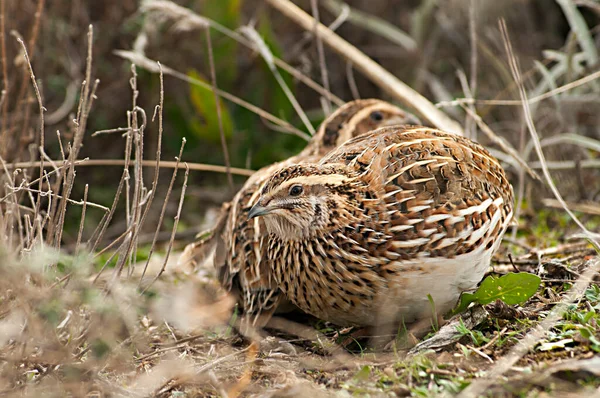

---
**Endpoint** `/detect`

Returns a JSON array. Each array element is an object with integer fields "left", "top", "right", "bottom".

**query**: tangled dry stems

[{"left": 0, "top": 0, "right": 599, "bottom": 396}]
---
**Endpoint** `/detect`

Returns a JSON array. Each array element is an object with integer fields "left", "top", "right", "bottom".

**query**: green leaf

[
  {"left": 578, "top": 326, "right": 600, "bottom": 346},
  {"left": 187, "top": 69, "right": 234, "bottom": 143},
  {"left": 194, "top": 229, "right": 214, "bottom": 240},
  {"left": 579, "top": 326, "right": 592, "bottom": 339},
  {"left": 476, "top": 273, "right": 541, "bottom": 305},
  {"left": 585, "top": 285, "right": 600, "bottom": 303},
  {"left": 453, "top": 292, "right": 477, "bottom": 316},
  {"left": 452, "top": 273, "right": 541, "bottom": 315},
  {"left": 353, "top": 366, "right": 371, "bottom": 382},
  {"left": 582, "top": 310, "right": 596, "bottom": 325}
]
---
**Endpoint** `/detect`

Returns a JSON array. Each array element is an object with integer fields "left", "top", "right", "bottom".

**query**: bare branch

[{"left": 205, "top": 26, "right": 234, "bottom": 192}]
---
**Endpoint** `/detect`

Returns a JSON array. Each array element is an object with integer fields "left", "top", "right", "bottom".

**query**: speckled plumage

[
  {"left": 250, "top": 126, "right": 514, "bottom": 327},
  {"left": 180, "top": 100, "right": 420, "bottom": 328}
]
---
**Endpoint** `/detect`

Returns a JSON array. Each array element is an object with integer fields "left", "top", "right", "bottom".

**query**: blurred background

[{"left": 4, "top": 0, "right": 600, "bottom": 248}]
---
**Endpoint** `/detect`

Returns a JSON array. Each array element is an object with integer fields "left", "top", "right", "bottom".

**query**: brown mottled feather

[{"left": 254, "top": 126, "right": 514, "bottom": 327}]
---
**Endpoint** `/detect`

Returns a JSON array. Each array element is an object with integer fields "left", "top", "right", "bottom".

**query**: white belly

[{"left": 375, "top": 241, "right": 500, "bottom": 326}]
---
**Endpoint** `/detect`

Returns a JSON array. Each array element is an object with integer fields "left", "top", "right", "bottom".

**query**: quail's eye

[
  {"left": 370, "top": 111, "right": 383, "bottom": 121},
  {"left": 289, "top": 185, "right": 303, "bottom": 196}
]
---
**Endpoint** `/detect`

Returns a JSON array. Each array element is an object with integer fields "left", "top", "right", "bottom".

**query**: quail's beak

[{"left": 247, "top": 202, "right": 271, "bottom": 220}]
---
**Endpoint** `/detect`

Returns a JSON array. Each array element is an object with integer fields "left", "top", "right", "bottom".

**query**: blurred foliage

[
  {"left": 3, "top": 0, "right": 600, "bottom": 242},
  {"left": 160, "top": 0, "right": 309, "bottom": 170},
  {"left": 187, "top": 69, "right": 234, "bottom": 143},
  {"left": 204, "top": 0, "right": 241, "bottom": 84}
]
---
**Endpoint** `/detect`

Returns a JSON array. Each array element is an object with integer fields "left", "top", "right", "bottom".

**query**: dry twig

[
  {"left": 141, "top": 0, "right": 344, "bottom": 107},
  {"left": 139, "top": 139, "right": 186, "bottom": 287},
  {"left": 3, "top": 158, "right": 254, "bottom": 177},
  {"left": 114, "top": 50, "right": 311, "bottom": 141},
  {"left": 310, "top": 0, "right": 331, "bottom": 115},
  {"left": 205, "top": 26, "right": 234, "bottom": 191},
  {"left": 265, "top": 0, "right": 464, "bottom": 135}
]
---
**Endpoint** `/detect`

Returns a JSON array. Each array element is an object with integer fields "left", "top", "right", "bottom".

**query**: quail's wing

[{"left": 326, "top": 126, "right": 514, "bottom": 261}]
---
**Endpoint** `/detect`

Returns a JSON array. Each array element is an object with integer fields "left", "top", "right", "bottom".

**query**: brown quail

[
  {"left": 248, "top": 126, "right": 514, "bottom": 327},
  {"left": 180, "top": 100, "right": 420, "bottom": 328}
]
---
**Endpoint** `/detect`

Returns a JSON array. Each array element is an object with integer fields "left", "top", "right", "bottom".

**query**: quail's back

[{"left": 250, "top": 126, "right": 514, "bottom": 327}]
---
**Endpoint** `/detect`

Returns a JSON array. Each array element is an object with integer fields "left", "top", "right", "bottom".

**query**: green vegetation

[{"left": 453, "top": 273, "right": 541, "bottom": 315}]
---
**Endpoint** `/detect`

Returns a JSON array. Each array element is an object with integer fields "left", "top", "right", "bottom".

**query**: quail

[
  {"left": 248, "top": 126, "right": 514, "bottom": 327},
  {"left": 180, "top": 100, "right": 420, "bottom": 328}
]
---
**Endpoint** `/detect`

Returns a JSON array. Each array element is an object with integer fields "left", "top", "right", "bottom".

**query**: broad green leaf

[
  {"left": 585, "top": 285, "right": 600, "bottom": 303},
  {"left": 474, "top": 272, "right": 541, "bottom": 305},
  {"left": 452, "top": 272, "right": 541, "bottom": 315},
  {"left": 582, "top": 310, "right": 596, "bottom": 325},
  {"left": 579, "top": 326, "right": 592, "bottom": 339},
  {"left": 187, "top": 69, "right": 234, "bottom": 142}
]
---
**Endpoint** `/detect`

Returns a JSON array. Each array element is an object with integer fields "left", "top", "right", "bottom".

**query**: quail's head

[
  {"left": 247, "top": 164, "right": 359, "bottom": 241},
  {"left": 309, "top": 99, "right": 420, "bottom": 156}
]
